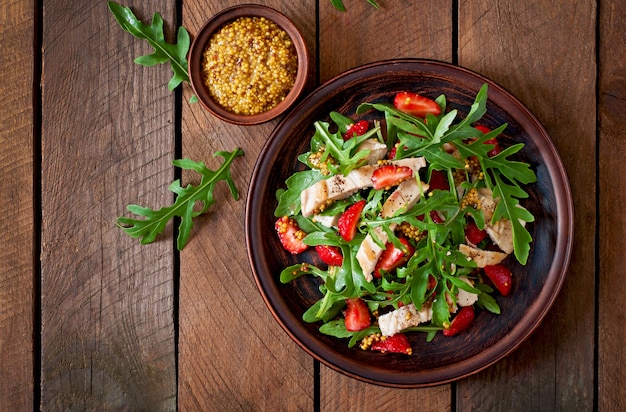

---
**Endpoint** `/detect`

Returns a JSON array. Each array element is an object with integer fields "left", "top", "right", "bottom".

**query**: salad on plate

[{"left": 273, "top": 84, "right": 537, "bottom": 355}]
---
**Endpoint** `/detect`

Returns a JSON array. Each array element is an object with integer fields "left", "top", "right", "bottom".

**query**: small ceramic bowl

[{"left": 188, "top": 4, "right": 310, "bottom": 125}]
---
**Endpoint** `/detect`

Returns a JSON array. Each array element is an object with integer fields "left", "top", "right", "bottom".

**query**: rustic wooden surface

[{"left": 0, "top": 0, "right": 623, "bottom": 410}]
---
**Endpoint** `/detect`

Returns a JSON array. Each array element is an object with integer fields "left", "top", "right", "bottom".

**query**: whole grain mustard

[{"left": 201, "top": 16, "right": 298, "bottom": 116}]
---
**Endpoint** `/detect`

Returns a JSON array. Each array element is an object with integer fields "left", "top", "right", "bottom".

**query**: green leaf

[
  {"left": 117, "top": 149, "right": 244, "bottom": 250},
  {"left": 313, "top": 120, "right": 376, "bottom": 176},
  {"left": 330, "top": 0, "right": 347, "bottom": 11},
  {"left": 275, "top": 170, "right": 324, "bottom": 217},
  {"left": 330, "top": 0, "right": 380, "bottom": 11},
  {"left": 108, "top": 1, "right": 190, "bottom": 91},
  {"left": 490, "top": 172, "right": 535, "bottom": 264}
]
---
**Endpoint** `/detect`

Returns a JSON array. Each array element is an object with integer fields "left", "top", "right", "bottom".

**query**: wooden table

[{"left": 1, "top": 0, "right": 624, "bottom": 410}]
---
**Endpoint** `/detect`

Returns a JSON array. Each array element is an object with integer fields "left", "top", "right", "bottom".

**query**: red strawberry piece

[
  {"left": 428, "top": 275, "right": 437, "bottom": 291},
  {"left": 429, "top": 210, "right": 445, "bottom": 224},
  {"left": 371, "top": 333, "right": 413, "bottom": 355},
  {"left": 443, "top": 306, "right": 475, "bottom": 337},
  {"left": 343, "top": 119, "right": 369, "bottom": 140},
  {"left": 387, "top": 144, "right": 409, "bottom": 160},
  {"left": 393, "top": 91, "right": 441, "bottom": 117},
  {"left": 428, "top": 169, "right": 450, "bottom": 191},
  {"left": 315, "top": 245, "right": 343, "bottom": 266},
  {"left": 474, "top": 125, "right": 501, "bottom": 157},
  {"left": 484, "top": 264, "right": 513, "bottom": 296},
  {"left": 465, "top": 219, "right": 488, "bottom": 244},
  {"left": 344, "top": 297, "right": 371, "bottom": 331},
  {"left": 371, "top": 164, "right": 413, "bottom": 190},
  {"left": 387, "top": 145, "right": 398, "bottom": 159},
  {"left": 474, "top": 125, "right": 491, "bottom": 134},
  {"left": 337, "top": 200, "right": 366, "bottom": 242},
  {"left": 275, "top": 216, "right": 308, "bottom": 254},
  {"left": 485, "top": 139, "right": 502, "bottom": 157},
  {"left": 373, "top": 237, "right": 415, "bottom": 278}
]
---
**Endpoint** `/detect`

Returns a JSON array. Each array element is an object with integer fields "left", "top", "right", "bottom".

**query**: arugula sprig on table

[
  {"left": 109, "top": 4, "right": 245, "bottom": 249},
  {"left": 108, "top": 1, "right": 190, "bottom": 92},
  {"left": 117, "top": 149, "right": 244, "bottom": 250}
]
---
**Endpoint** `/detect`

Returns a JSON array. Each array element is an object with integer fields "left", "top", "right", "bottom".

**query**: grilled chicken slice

[
  {"left": 456, "top": 276, "right": 479, "bottom": 308},
  {"left": 476, "top": 187, "right": 527, "bottom": 255},
  {"left": 378, "top": 303, "right": 433, "bottom": 337},
  {"left": 459, "top": 243, "right": 507, "bottom": 268},
  {"left": 357, "top": 139, "right": 388, "bottom": 165},
  {"left": 300, "top": 157, "right": 426, "bottom": 217},
  {"left": 381, "top": 178, "right": 428, "bottom": 218},
  {"left": 356, "top": 225, "right": 392, "bottom": 282}
]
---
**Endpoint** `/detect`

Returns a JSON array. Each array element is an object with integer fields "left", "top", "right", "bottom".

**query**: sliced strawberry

[
  {"left": 429, "top": 210, "right": 445, "bottom": 224},
  {"left": 371, "top": 164, "right": 413, "bottom": 190},
  {"left": 394, "top": 91, "right": 441, "bottom": 118},
  {"left": 315, "top": 245, "right": 343, "bottom": 266},
  {"left": 474, "top": 125, "right": 501, "bottom": 157},
  {"left": 465, "top": 219, "right": 488, "bottom": 245},
  {"left": 485, "top": 138, "right": 502, "bottom": 157},
  {"left": 344, "top": 298, "right": 371, "bottom": 332},
  {"left": 428, "top": 274, "right": 437, "bottom": 291},
  {"left": 387, "top": 145, "right": 398, "bottom": 160},
  {"left": 374, "top": 237, "right": 415, "bottom": 278},
  {"left": 443, "top": 306, "right": 475, "bottom": 337},
  {"left": 484, "top": 264, "right": 513, "bottom": 296},
  {"left": 428, "top": 169, "right": 450, "bottom": 191},
  {"left": 343, "top": 119, "right": 369, "bottom": 140},
  {"left": 474, "top": 125, "right": 491, "bottom": 134},
  {"left": 337, "top": 200, "right": 366, "bottom": 242},
  {"left": 275, "top": 216, "right": 308, "bottom": 254},
  {"left": 371, "top": 333, "right": 412, "bottom": 355},
  {"left": 387, "top": 144, "right": 409, "bottom": 160}
]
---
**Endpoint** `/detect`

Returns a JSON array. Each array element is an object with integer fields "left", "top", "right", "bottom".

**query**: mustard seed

[{"left": 201, "top": 16, "right": 298, "bottom": 115}]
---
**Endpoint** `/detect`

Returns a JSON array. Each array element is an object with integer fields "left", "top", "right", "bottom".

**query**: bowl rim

[
  {"left": 188, "top": 4, "right": 310, "bottom": 125},
  {"left": 245, "top": 58, "right": 574, "bottom": 387}
]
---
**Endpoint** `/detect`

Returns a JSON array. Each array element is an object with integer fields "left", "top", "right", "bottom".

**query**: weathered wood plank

[
  {"left": 178, "top": 2, "right": 317, "bottom": 410},
  {"left": 457, "top": 1, "right": 596, "bottom": 409},
  {"left": 40, "top": 1, "right": 177, "bottom": 409},
  {"left": 317, "top": 0, "right": 454, "bottom": 407},
  {"left": 598, "top": 1, "right": 626, "bottom": 411},
  {"left": 0, "top": 0, "right": 34, "bottom": 409},
  {"left": 319, "top": 0, "right": 453, "bottom": 84},
  {"left": 320, "top": 367, "right": 452, "bottom": 411}
]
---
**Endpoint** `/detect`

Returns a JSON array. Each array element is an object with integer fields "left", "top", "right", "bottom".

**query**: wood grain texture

[
  {"left": 598, "top": 1, "right": 626, "bottom": 411},
  {"left": 40, "top": 1, "right": 176, "bottom": 409},
  {"left": 179, "top": 1, "right": 317, "bottom": 410},
  {"left": 318, "top": 0, "right": 453, "bottom": 83},
  {"left": 0, "top": 0, "right": 617, "bottom": 409},
  {"left": 317, "top": 0, "right": 454, "bottom": 407},
  {"left": 320, "top": 365, "right": 452, "bottom": 411},
  {"left": 0, "top": 0, "right": 34, "bottom": 409},
  {"left": 457, "top": 1, "right": 596, "bottom": 409}
]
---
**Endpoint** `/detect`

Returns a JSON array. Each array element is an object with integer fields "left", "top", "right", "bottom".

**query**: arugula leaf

[
  {"left": 330, "top": 0, "right": 380, "bottom": 12},
  {"left": 108, "top": 1, "right": 191, "bottom": 92},
  {"left": 474, "top": 283, "right": 501, "bottom": 314},
  {"left": 117, "top": 149, "right": 244, "bottom": 250},
  {"left": 490, "top": 172, "right": 535, "bottom": 264},
  {"left": 275, "top": 170, "right": 324, "bottom": 217},
  {"left": 312, "top": 120, "right": 377, "bottom": 176}
]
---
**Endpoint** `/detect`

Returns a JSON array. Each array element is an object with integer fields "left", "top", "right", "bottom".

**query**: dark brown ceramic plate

[{"left": 245, "top": 59, "right": 573, "bottom": 387}]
